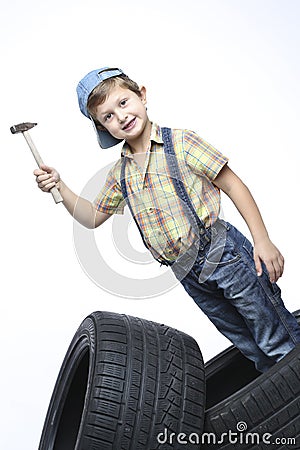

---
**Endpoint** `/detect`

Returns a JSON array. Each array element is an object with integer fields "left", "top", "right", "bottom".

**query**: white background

[{"left": 1, "top": 0, "right": 300, "bottom": 448}]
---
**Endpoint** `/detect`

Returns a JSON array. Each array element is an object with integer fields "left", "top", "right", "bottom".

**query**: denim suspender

[
  {"left": 120, "top": 127, "right": 208, "bottom": 264},
  {"left": 161, "top": 127, "right": 206, "bottom": 235}
]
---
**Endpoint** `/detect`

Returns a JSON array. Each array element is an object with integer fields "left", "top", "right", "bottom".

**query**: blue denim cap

[{"left": 76, "top": 67, "right": 125, "bottom": 148}]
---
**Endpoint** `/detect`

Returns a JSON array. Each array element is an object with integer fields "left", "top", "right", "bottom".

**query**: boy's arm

[
  {"left": 34, "top": 165, "right": 111, "bottom": 229},
  {"left": 213, "top": 164, "right": 284, "bottom": 283},
  {"left": 59, "top": 180, "right": 112, "bottom": 228}
]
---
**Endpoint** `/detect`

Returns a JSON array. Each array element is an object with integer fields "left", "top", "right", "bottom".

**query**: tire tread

[
  {"left": 39, "top": 311, "right": 205, "bottom": 450},
  {"left": 203, "top": 346, "right": 300, "bottom": 449}
]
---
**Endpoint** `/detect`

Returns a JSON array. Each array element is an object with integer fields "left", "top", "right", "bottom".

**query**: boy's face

[{"left": 95, "top": 85, "right": 149, "bottom": 145}]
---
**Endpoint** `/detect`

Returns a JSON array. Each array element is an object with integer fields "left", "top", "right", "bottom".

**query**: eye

[
  {"left": 120, "top": 99, "right": 127, "bottom": 107},
  {"left": 104, "top": 113, "right": 112, "bottom": 122}
]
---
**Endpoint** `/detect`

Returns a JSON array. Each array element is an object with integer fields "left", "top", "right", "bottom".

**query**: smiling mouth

[{"left": 123, "top": 118, "right": 136, "bottom": 131}]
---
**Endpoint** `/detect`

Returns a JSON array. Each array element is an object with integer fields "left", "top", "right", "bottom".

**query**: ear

[
  {"left": 94, "top": 119, "right": 106, "bottom": 131},
  {"left": 139, "top": 86, "right": 147, "bottom": 105},
  {"left": 96, "top": 124, "right": 106, "bottom": 131}
]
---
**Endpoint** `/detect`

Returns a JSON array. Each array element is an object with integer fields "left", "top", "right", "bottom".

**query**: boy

[{"left": 34, "top": 67, "right": 300, "bottom": 372}]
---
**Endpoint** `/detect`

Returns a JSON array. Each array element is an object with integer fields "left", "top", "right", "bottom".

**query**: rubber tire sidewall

[{"left": 39, "top": 311, "right": 206, "bottom": 450}]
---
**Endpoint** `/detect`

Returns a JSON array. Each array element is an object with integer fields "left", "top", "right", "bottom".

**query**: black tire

[
  {"left": 203, "top": 346, "right": 300, "bottom": 449},
  {"left": 203, "top": 311, "right": 300, "bottom": 449},
  {"left": 38, "top": 311, "right": 205, "bottom": 450},
  {"left": 205, "top": 346, "right": 260, "bottom": 411},
  {"left": 205, "top": 309, "right": 300, "bottom": 410}
]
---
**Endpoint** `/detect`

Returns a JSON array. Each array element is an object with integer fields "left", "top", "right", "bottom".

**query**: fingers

[
  {"left": 258, "top": 254, "right": 284, "bottom": 284},
  {"left": 37, "top": 174, "right": 57, "bottom": 192},
  {"left": 40, "top": 164, "right": 53, "bottom": 173},
  {"left": 265, "top": 262, "right": 276, "bottom": 283},
  {"left": 254, "top": 252, "right": 262, "bottom": 277},
  {"left": 273, "top": 254, "right": 284, "bottom": 283},
  {"left": 33, "top": 165, "right": 60, "bottom": 192},
  {"left": 33, "top": 165, "right": 52, "bottom": 175},
  {"left": 254, "top": 240, "right": 285, "bottom": 284},
  {"left": 269, "top": 254, "right": 284, "bottom": 283}
]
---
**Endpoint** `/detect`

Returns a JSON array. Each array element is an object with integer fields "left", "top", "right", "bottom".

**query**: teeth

[{"left": 125, "top": 118, "right": 135, "bottom": 130}]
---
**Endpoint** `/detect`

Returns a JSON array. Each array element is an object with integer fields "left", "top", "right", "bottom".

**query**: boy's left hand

[{"left": 253, "top": 238, "right": 284, "bottom": 283}]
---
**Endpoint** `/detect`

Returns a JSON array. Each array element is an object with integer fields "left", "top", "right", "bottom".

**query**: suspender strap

[{"left": 161, "top": 127, "right": 206, "bottom": 231}]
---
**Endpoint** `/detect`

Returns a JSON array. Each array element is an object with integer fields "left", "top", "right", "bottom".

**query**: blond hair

[{"left": 87, "top": 75, "right": 141, "bottom": 126}]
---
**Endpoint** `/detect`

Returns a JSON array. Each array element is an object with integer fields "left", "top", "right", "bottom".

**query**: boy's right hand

[{"left": 34, "top": 164, "right": 60, "bottom": 193}]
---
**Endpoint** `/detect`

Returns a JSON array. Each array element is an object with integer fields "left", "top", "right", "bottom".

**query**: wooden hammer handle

[{"left": 23, "top": 131, "right": 63, "bottom": 204}]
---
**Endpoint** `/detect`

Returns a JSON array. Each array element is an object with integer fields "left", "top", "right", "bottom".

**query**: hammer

[{"left": 10, "top": 122, "right": 63, "bottom": 204}]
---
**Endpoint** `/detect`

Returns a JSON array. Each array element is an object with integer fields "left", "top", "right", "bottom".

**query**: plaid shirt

[{"left": 94, "top": 123, "right": 228, "bottom": 261}]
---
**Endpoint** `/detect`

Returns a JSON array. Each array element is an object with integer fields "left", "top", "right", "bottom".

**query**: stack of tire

[{"left": 38, "top": 310, "right": 300, "bottom": 449}]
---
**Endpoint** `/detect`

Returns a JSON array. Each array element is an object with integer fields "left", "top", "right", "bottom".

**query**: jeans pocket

[
  {"left": 205, "top": 237, "right": 241, "bottom": 268},
  {"left": 242, "top": 236, "right": 254, "bottom": 257},
  {"left": 241, "top": 236, "right": 258, "bottom": 275}
]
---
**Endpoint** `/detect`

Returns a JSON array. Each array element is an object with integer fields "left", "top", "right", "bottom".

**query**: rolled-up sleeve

[
  {"left": 184, "top": 130, "right": 228, "bottom": 180},
  {"left": 93, "top": 165, "right": 125, "bottom": 215}
]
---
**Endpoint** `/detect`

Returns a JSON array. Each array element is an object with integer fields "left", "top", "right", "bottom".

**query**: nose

[{"left": 116, "top": 110, "right": 127, "bottom": 123}]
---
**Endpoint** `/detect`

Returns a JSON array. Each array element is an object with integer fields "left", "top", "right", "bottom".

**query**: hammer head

[{"left": 10, "top": 122, "right": 37, "bottom": 134}]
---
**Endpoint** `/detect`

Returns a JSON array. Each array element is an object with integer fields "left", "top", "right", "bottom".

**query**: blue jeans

[{"left": 172, "top": 220, "right": 300, "bottom": 372}]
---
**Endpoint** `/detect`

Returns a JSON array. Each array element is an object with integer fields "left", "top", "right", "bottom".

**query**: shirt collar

[
  {"left": 150, "top": 122, "right": 164, "bottom": 144},
  {"left": 121, "top": 122, "right": 163, "bottom": 158}
]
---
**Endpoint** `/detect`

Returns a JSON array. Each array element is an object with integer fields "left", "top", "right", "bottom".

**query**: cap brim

[{"left": 91, "top": 118, "right": 123, "bottom": 149}]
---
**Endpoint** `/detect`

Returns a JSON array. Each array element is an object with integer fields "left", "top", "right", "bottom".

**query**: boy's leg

[
  {"left": 175, "top": 221, "right": 300, "bottom": 372},
  {"left": 178, "top": 261, "right": 275, "bottom": 372},
  {"left": 219, "top": 223, "right": 300, "bottom": 359}
]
